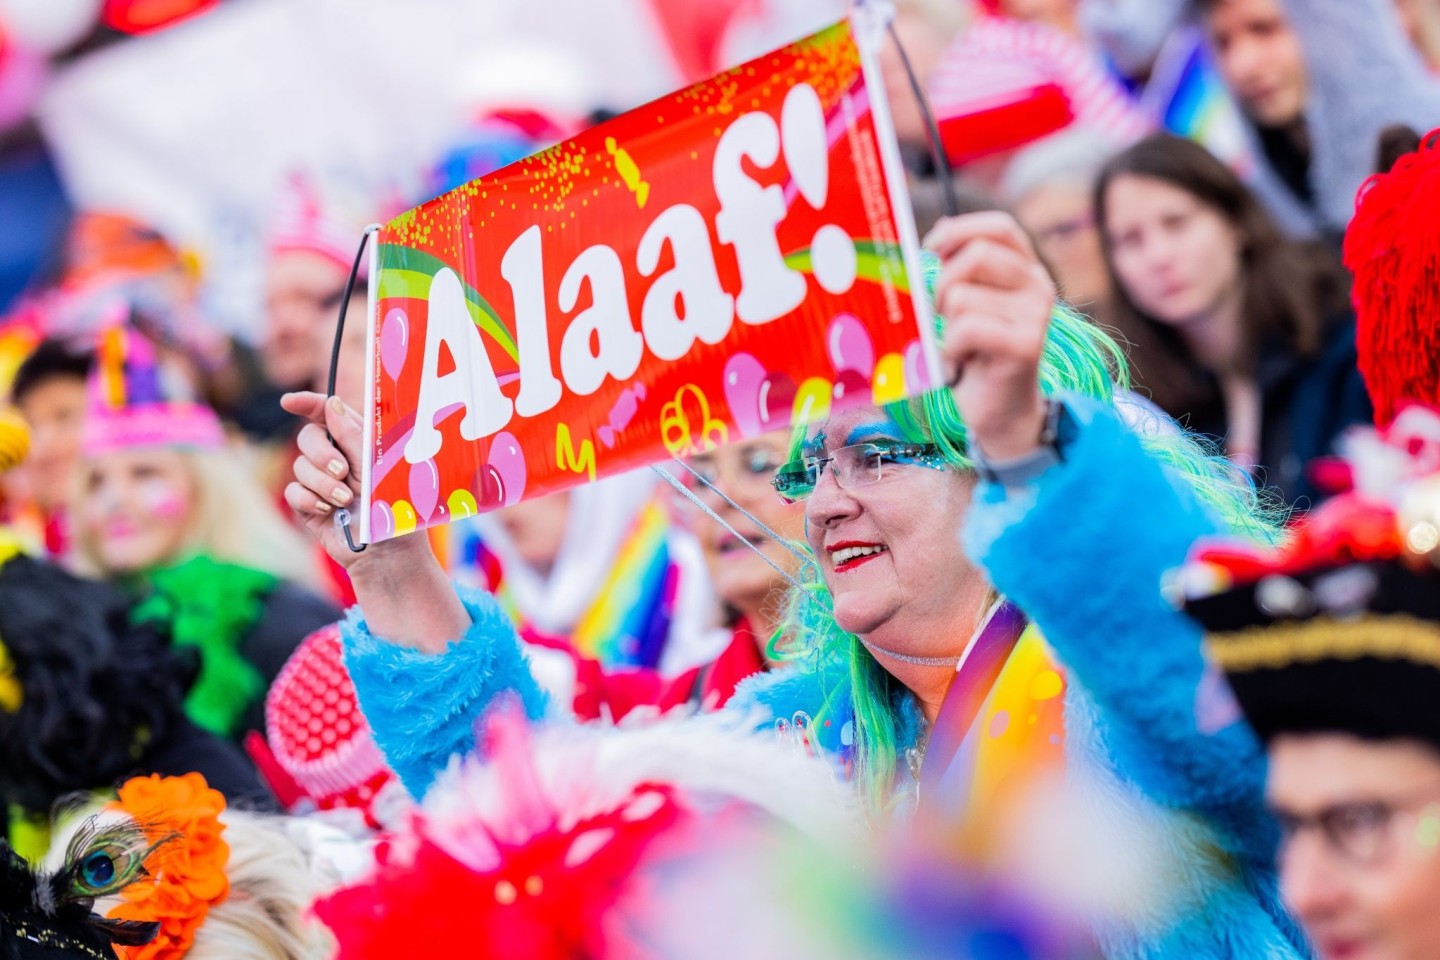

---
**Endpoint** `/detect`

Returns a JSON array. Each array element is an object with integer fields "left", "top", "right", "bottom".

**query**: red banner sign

[{"left": 360, "top": 10, "right": 939, "bottom": 543}]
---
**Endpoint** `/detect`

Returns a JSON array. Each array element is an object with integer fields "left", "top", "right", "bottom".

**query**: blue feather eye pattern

[
  {"left": 61, "top": 816, "right": 178, "bottom": 901},
  {"left": 80, "top": 850, "right": 116, "bottom": 889}
]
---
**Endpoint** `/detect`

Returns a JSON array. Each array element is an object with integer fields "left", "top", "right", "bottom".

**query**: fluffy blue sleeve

[
  {"left": 341, "top": 585, "right": 548, "bottom": 800},
  {"left": 963, "top": 394, "right": 1272, "bottom": 849}
]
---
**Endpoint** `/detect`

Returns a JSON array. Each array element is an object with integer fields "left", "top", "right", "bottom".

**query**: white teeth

[{"left": 831, "top": 544, "right": 887, "bottom": 565}]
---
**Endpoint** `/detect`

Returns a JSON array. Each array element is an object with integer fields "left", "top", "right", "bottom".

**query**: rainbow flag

[
  {"left": 569, "top": 499, "right": 676, "bottom": 668},
  {"left": 457, "top": 498, "right": 679, "bottom": 670},
  {"left": 1143, "top": 28, "right": 1253, "bottom": 171}
]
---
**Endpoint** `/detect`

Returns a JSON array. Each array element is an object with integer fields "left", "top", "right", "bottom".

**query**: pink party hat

[{"left": 80, "top": 322, "right": 225, "bottom": 456}]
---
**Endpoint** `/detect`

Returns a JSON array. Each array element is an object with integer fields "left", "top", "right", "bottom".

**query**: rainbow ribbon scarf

[{"left": 919, "top": 604, "right": 1068, "bottom": 836}]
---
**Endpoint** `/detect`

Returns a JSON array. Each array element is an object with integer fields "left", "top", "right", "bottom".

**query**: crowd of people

[{"left": 5, "top": 0, "right": 1440, "bottom": 958}]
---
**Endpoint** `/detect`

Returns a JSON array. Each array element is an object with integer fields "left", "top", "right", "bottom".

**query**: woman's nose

[
  {"left": 805, "top": 462, "right": 860, "bottom": 528},
  {"left": 1279, "top": 832, "right": 1348, "bottom": 924}
]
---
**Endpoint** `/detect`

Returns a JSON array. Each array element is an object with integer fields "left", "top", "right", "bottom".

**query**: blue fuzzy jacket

[{"left": 342, "top": 394, "right": 1308, "bottom": 959}]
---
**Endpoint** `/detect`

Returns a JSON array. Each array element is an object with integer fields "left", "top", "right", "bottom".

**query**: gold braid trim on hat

[{"left": 1209, "top": 615, "right": 1440, "bottom": 673}]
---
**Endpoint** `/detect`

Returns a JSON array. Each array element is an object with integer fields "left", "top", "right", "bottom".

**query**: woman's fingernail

[
  {"left": 327, "top": 460, "right": 346, "bottom": 479},
  {"left": 329, "top": 396, "right": 346, "bottom": 416},
  {"left": 332, "top": 486, "right": 353, "bottom": 506},
  {"left": 315, "top": 499, "right": 333, "bottom": 514}
]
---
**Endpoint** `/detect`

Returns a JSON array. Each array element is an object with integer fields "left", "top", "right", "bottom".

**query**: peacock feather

[{"left": 1, "top": 812, "right": 169, "bottom": 959}]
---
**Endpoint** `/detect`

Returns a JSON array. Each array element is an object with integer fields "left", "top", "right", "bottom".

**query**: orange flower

[{"left": 106, "top": 773, "right": 230, "bottom": 960}]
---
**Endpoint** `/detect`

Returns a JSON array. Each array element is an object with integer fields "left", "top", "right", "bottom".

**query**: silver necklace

[{"left": 856, "top": 635, "right": 961, "bottom": 667}]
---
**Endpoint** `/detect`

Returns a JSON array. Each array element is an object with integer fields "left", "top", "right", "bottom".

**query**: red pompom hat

[{"left": 1344, "top": 128, "right": 1440, "bottom": 427}]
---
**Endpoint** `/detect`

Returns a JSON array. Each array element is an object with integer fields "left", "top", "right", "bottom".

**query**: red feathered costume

[{"left": 1343, "top": 129, "right": 1440, "bottom": 427}]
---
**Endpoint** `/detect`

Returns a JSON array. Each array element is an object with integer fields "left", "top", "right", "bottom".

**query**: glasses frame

[
  {"left": 1275, "top": 787, "right": 1440, "bottom": 866},
  {"left": 770, "top": 441, "right": 946, "bottom": 504},
  {"left": 681, "top": 448, "right": 790, "bottom": 497}
]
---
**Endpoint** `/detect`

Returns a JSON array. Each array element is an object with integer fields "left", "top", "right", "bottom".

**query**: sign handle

[{"left": 327, "top": 224, "right": 380, "bottom": 554}]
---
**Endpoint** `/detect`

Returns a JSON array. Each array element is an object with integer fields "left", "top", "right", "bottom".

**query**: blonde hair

[
  {"left": 187, "top": 810, "right": 334, "bottom": 960},
  {"left": 71, "top": 444, "right": 321, "bottom": 588},
  {"left": 46, "top": 805, "right": 335, "bottom": 960}
]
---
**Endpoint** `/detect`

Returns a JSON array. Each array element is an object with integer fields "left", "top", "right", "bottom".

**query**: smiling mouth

[{"left": 830, "top": 543, "right": 888, "bottom": 572}]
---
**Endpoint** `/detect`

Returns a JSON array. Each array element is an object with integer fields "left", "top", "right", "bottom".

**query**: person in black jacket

[{"left": 1093, "top": 133, "right": 1371, "bottom": 508}]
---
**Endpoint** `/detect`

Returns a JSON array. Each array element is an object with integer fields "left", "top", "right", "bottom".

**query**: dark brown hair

[{"left": 1092, "top": 134, "right": 1348, "bottom": 418}]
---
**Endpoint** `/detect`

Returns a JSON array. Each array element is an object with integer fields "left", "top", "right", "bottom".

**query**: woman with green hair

[{"left": 286, "top": 212, "right": 1303, "bottom": 957}]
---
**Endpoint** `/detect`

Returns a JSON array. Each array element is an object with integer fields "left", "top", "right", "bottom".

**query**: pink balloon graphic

[
  {"left": 758, "top": 372, "right": 797, "bottom": 429},
  {"left": 379, "top": 308, "right": 409, "bottom": 381},
  {"left": 486, "top": 431, "right": 527, "bottom": 507},
  {"left": 370, "top": 500, "right": 394, "bottom": 540},
  {"left": 827, "top": 313, "right": 875, "bottom": 378},
  {"left": 477, "top": 463, "right": 504, "bottom": 511},
  {"left": 904, "top": 339, "right": 934, "bottom": 392},
  {"left": 831, "top": 369, "right": 870, "bottom": 413},
  {"left": 723, "top": 353, "right": 768, "bottom": 438},
  {"left": 409, "top": 459, "right": 440, "bottom": 521}
]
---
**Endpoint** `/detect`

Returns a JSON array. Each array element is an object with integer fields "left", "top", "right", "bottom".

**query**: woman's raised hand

[
  {"left": 925, "top": 212, "right": 1055, "bottom": 462},
  {"left": 281, "top": 391, "right": 466, "bottom": 652},
  {"left": 281, "top": 392, "right": 428, "bottom": 572}
]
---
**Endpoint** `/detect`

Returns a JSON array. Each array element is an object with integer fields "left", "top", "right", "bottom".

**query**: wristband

[{"left": 969, "top": 398, "right": 1073, "bottom": 489}]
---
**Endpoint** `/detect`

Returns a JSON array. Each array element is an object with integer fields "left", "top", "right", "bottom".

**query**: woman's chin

[{"left": 832, "top": 600, "right": 887, "bottom": 640}]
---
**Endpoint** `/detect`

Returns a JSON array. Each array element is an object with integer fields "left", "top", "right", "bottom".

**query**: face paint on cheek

[
  {"left": 1414, "top": 805, "right": 1440, "bottom": 851},
  {"left": 137, "top": 479, "right": 191, "bottom": 521},
  {"left": 802, "top": 430, "right": 827, "bottom": 457}
]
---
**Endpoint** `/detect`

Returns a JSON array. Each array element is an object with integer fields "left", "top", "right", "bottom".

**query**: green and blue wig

[{"left": 777, "top": 253, "right": 1285, "bottom": 813}]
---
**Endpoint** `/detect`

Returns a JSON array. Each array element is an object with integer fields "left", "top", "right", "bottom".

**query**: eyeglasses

[
  {"left": 770, "top": 442, "right": 946, "bottom": 503},
  {"left": 1033, "top": 212, "right": 1096, "bottom": 250},
  {"left": 1275, "top": 790, "right": 1440, "bottom": 865},
  {"left": 680, "top": 446, "right": 788, "bottom": 500}
]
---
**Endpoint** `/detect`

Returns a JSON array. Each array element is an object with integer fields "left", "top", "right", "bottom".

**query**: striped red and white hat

[
  {"left": 927, "top": 15, "right": 1150, "bottom": 165},
  {"left": 267, "top": 171, "right": 366, "bottom": 270}
]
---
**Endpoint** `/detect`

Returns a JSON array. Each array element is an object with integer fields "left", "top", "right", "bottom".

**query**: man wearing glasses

[{"left": 1180, "top": 417, "right": 1440, "bottom": 960}]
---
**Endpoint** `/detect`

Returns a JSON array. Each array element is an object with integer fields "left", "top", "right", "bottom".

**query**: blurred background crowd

[{"left": 2, "top": 0, "right": 1440, "bottom": 957}]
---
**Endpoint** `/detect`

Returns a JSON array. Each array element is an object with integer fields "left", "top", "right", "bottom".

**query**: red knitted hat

[{"left": 263, "top": 625, "right": 404, "bottom": 830}]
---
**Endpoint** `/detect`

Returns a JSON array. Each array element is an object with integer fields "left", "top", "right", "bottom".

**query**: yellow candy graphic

[
  {"left": 606, "top": 137, "right": 650, "bottom": 208},
  {"left": 392, "top": 499, "right": 418, "bottom": 536},
  {"left": 791, "top": 377, "right": 833, "bottom": 426},
  {"left": 661, "top": 384, "right": 728, "bottom": 457},
  {"left": 447, "top": 488, "right": 479, "bottom": 521},
  {"left": 871, "top": 352, "right": 908, "bottom": 406}
]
